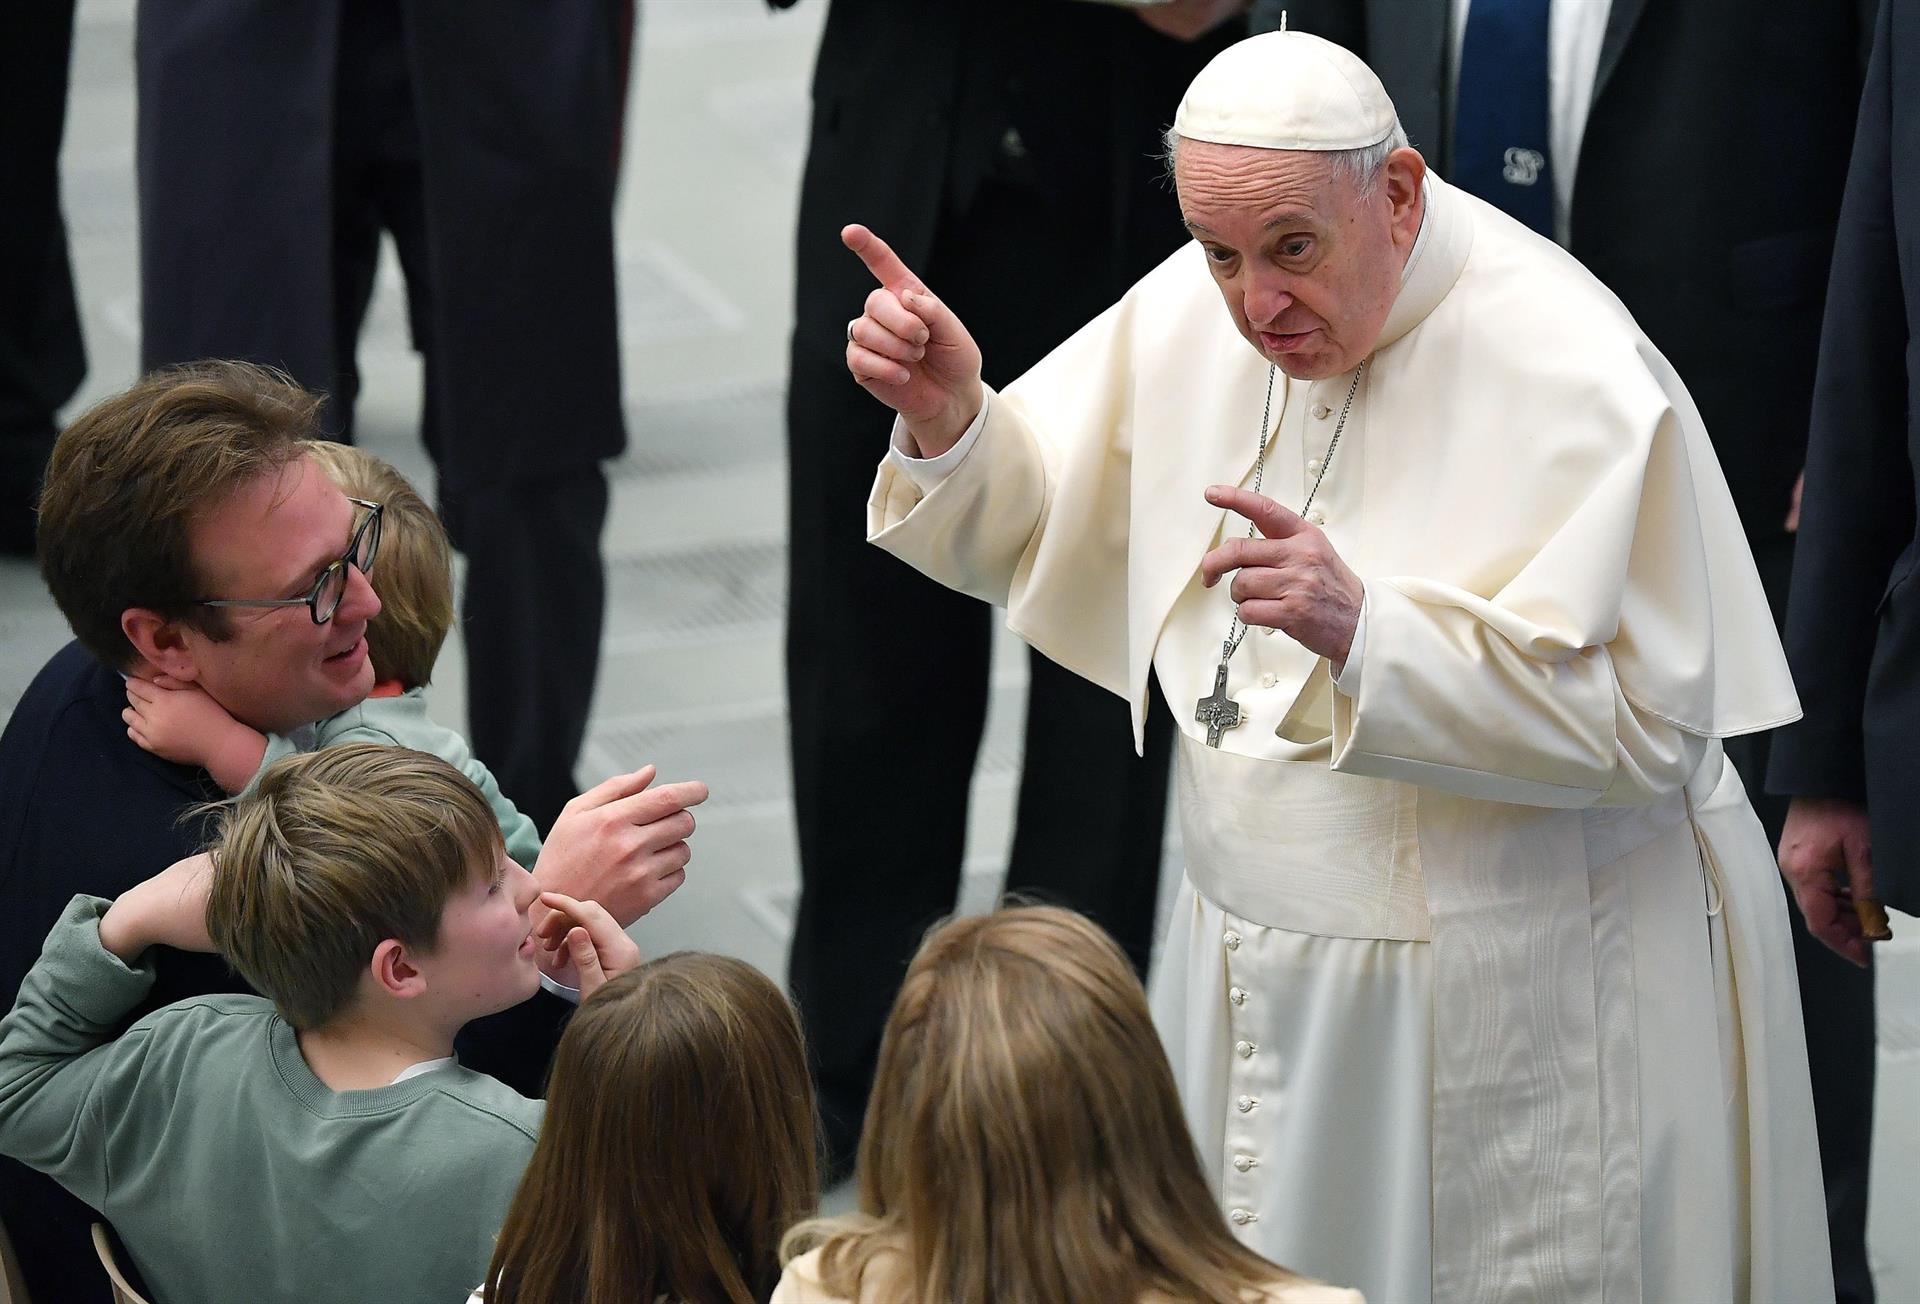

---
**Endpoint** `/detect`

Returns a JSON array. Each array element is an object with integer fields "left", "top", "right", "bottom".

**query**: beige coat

[{"left": 771, "top": 1248, "right": 1365, "bottom": 1304}]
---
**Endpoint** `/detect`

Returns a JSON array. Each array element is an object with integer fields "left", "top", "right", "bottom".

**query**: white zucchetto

[{"left": 1172, "top": 31, "right": 1398, "bottom": 152}]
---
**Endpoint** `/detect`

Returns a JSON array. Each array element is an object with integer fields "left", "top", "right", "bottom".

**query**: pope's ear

[
  {"left": 121, "top": 608, "right": 202, "bottom": 682},
  {"left": 1383, "top": 146, "right": 1426, "bottom": 237}
]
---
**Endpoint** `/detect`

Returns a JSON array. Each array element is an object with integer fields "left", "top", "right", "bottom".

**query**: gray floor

[{"left": 9, "top": 1, "right": 1916, "bottom": 1294}]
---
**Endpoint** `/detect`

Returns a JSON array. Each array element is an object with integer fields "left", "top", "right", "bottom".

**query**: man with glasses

[{"left": 0, "top": 361, "right": 702, "bottom": 1304}]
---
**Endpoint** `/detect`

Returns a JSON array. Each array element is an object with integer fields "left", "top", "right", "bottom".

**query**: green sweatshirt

[
  {"left": 0, "top": 896, "right": 543, "bottom": 1303},
  {"left": 255, "top": 689, "right": 543, "bottom": 869}
]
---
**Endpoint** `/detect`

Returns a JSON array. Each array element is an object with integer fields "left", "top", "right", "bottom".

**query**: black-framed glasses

[{"left": 198, "top": 497, "right": 383, "bottom": 626}]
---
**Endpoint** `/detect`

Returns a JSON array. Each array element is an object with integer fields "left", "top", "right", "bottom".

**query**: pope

[{"left": 839, "top": 30, "right": 1831, "bottom": 1304}]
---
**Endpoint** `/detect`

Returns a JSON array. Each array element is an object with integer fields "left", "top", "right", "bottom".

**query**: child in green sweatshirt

[{"left": 0, "top": 743, "right": 639, "bottom": 1304}]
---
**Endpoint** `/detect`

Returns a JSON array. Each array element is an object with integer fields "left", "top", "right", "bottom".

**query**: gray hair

[{"left": 1163, "top": 120, "right": 1411, "bottom": 195}]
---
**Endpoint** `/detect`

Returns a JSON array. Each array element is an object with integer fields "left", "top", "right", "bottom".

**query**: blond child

[
  {"left": 473, "top": 953, "right": 819, "bottom": 1304},
  {"left": 774, "top": 905, "right": 1365, "bottom": 1304},
  {"left": 0, "top": 744, "right": 641, "bottom": 1304},
  {"left": 123, "top": 441, "right": 542, "bottom": 866}
]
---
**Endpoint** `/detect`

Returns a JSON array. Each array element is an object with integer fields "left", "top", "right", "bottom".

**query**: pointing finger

[
  {"left": 1206, "top": 485, "right": 1309, "bottom": 540},
  {"left": 843, "top": 224, "right": 926, "bottom": 296}
]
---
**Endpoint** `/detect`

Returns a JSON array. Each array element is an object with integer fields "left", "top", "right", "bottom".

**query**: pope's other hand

[
  {"left": 842, "top": 224, "right": 984, "bottom": 458},
  {"left": 1200, "top": 485, "right": 1363, "bottom": 669}
]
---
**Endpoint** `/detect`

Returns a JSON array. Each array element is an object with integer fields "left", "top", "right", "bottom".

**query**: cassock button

[
  {"left": 1000, "top": 127, "right": 1027, "bottom": 159},
  {"left": 1233, "top": 1154, "right": 1260, "bottom": 1172},
  {"left": 1258, "top": 673, "right": 1277, "bottom": 689},
  {"left": 1235, "top": 1040, "right": 1256, "bottom": 1059},
  {"left": 1306, "top": 458, "right": 1322, "bottom": 475},
  {"left": 1230, "top": 1208, "right": 1260, "bottom": 1225},
  {"left": 1235, "top": 1094, "right": 1259, "bottom": 1113},
  {"left": 1306, "top": 508, "right": 1326, "bottom": 526},
  {"left": 1228, "top": 986, "right": 1248, "bottom": 1006},
  {"left": 1311, "top": 403, "right": 1331, "bottom": 420},
  {"left": 1259, "top": 626, "right": 1277, "bottom": 637},
  {"left": 1223, "top": 929, "right": 1242, "bottom": 950}
]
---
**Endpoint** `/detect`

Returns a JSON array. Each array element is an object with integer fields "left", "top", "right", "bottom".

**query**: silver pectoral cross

[{"left": 1195, "top": 661, "right": 1243, "bottom": 748}]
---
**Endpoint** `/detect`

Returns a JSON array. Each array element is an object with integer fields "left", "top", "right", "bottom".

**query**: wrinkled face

[
  {"left": 421, "top": 845, "right": 544, "bottom": 1022},
  {"left": 174, "top": 456, "right": 380, "bottom": 733},
  {"left": 1175, "top": 139, "right": 1424, "bottom": 381}
]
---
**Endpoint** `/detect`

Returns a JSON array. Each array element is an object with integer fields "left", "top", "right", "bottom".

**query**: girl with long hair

[
  {"left": 475, "top": 952, "right": 819, "bottom": 1304},
  {"left": 774, "top": 905, "right": 1362, "bottom": 1304}
]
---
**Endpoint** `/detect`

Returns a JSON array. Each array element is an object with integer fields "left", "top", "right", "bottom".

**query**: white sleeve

[
  {"left": 1331, "top": 587, "right": 1368, "bottom": 696},
  {"left": 884, "top": 395, "right": 991, "bottom": 495},
  {"left": 538, "top": 972, "right": 581, "bottom": 1005}
]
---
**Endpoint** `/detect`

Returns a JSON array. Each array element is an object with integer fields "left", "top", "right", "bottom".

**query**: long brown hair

[
  {"left": 784, "top": 906, "right": 1294, "bottom": 1304},
  {"left": 482, "top": 953, "right": 818, "bottom": 1304}
]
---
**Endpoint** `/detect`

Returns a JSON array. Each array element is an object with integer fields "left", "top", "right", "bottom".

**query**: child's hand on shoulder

[
  {"left": 532, "top": 891, "right": 642, "bottom": 997},
  {"left": 98, "top": 853, "right": 217, "bottom": 963},
  {"left": 123, "top": 675, "right": 267, "bottom": 793}
]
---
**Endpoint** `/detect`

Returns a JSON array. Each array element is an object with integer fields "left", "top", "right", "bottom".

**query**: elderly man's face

[{"left": 1176, "top": 140, "right": 1425, "bottom": 381}]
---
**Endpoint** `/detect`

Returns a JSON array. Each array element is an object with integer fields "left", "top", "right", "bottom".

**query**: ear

[
  {"left": 369, "top": 939, "right": 428, "bottom": 1001},
  {"left": 121, "top": 608, "right": 203, "bottom": 683},
  {"left": 1383, "top": 147, "right": 1427, "bottom": 246}
]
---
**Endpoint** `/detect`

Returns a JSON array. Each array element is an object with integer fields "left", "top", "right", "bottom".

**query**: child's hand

[
  {"left": 123, "top": 675, "right": 267, "bottom": 793},
  {"left": 531, "top": 891, "right": 642, "bottom": 997},
  {"left": 98, "top": 853, "right": 217, "bottom": 963}
]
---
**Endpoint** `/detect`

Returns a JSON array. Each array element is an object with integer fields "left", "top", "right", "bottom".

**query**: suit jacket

[
  {"left": 1260, "top": 0, "right": 1872, "bottom": 543},
  {"left": 135, "top": 0, "right": 626, "bottom": 491},
  {"left": 775, "top": 0, "right": 1235, "bottom": 374},
  {"left": 0, "top": 640, "right": 568, "bottom": 1300},
  {"left": 1767, "top": 0, "right": 1920, "bottom": 917}
]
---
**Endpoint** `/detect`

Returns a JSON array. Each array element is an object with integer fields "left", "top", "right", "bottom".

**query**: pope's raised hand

[
  {"left": 1199, "top": 485, "right": 1364, "bottom": 668},
  {"left": 842, "top": 224, "right": 984, "bottom": 458}
]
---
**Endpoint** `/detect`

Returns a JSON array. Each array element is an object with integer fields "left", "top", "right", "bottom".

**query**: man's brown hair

[
  {"left": 481, "top": 953, "right": 819, "bottom": 1304},
  {"left": 302, "top": 441, "right": 454, "bottom": 688},
  {"left": 204, "top": 743, "right": 501, "bottom": 1030},
  {"left": 37, "top": 361, "right": 320, "bottom": 668}
]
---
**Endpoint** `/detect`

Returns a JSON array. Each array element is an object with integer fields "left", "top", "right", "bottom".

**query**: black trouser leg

[
  {"left": 452, "top": 468, "right": 609, "bottom": 834},
  {"left": 0, "top": 0, "right": 84, "bottom": 556},
  {"left": 1728, "top": 532, "right": 1878, "bottom": 1304},
  {"left": 1004, "top": 653, "right": 1175, "bottom": 977},
  {"left": 783, "top": 341, "right": 992, "bottom": 1175}
]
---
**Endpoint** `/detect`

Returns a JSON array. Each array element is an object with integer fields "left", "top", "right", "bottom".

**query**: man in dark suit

[
  {"left": 1771, "top": 0, "right": 1919, "bottom": 1283},
  {"left": 769, "top": 0, "right": 1245, "bottom": 1174},
  {"left": 135, "top": 0, "right": 631, "bottom": 833},
  {"left": 1253, "top": 1, "right": 1879, "bottom": 1295},
  {"left": 0, "top": 363, "right": 697, "bottom": 1303},
  {"left": 0, "top": 0, "right": 84, "bottom": 557}
]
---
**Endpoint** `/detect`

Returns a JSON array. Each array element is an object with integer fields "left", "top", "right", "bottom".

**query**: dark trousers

[
  {"left": 1723, "top": 533, "right": 1878, "bottom": 1304},
  {"left": 0, "top": 0, "right": 84, "bottom": 555},
  {"left": 784, "top": 181, "right": 1176, "bottom": 1172},
  {"left": 326, "top": 0, "right": 610, "bottom": 830}
]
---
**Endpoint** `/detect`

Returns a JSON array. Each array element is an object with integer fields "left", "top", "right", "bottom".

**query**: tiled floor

[{"left": 9, "top": 1, "right": 1916, "bottom": 1294}]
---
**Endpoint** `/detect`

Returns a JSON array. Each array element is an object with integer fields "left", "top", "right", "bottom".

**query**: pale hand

[
  {"left": 98, "top": 853, "right": 217, "bottom": 964},
  {"left": 841, "top": 224, "right": 984, "bottom": 458},
  {"left": 123, "top": 674, "right": 267, "bottom": 792},
  {"left": 530, "top": 891, "right": 642, "bottom": 997},
  {"left": 533, "top": 765, "right": 709, "bottom": 928},
  {"left": 1778, "top": 796, "right": 1879, "bottom": 967},
  {"left": 1200, "top": 486, "right": 1363, "bottom": 666},
  {"left": 1137, "top": 0, "right": 1250, "bottom": 41}
]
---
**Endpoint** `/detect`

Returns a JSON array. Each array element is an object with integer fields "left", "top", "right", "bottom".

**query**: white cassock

[{"left": 864, "top": 169, "right": 1832, "bottom": 1303}]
